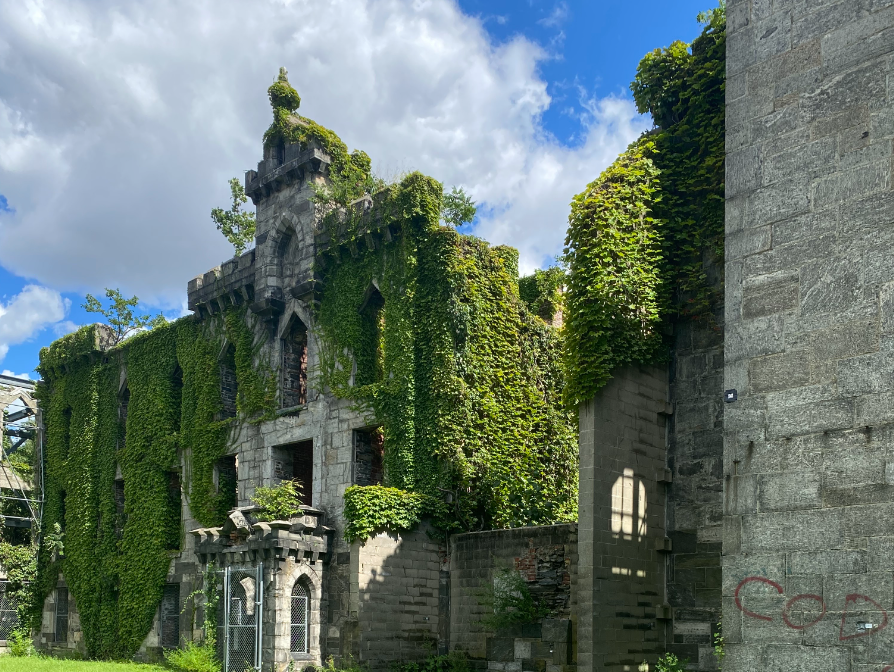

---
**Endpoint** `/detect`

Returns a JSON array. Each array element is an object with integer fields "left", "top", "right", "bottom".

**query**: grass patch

[{"left": 0, "top": 658, "right": 167, "bottom": 672}]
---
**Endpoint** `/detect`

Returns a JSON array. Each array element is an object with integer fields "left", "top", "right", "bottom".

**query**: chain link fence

[
  {"left": 217, "top": 565, "right": 263, "bottom": 672},
  {"left": 0, "top": 582, "right": 22, "bottom": 641}
]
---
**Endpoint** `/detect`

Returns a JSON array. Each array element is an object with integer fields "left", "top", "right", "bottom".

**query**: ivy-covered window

[
  {"left": 114, "top": 479, "right": 126, "bottom": 539},
  {"left": 160, "top": 583, "right": 180, "bottom": 649},
  {"left": 290, "top": 580, "right": 309, "bottom": 654},
  {"left": 60, "top": 406, "right": 72, "bottom": 460},
  {"left": 165, "top": 471, "right": 181, "bottom": 551},
  {"left": 356, "top": 286, "right": 385, "bottom": 386},
  {"left": 119, "top": 387, "right": 130, "bottom": 451},
  {"left": 54, "top": 587, "right": 68, "bottom": 643},
  {"left": 281, "top": 316, "right": 308, "bottom": 408},
  {"left": 215, "top": 455, "right": 238, "bottom": 511},
  {"left": 353, "top": 427, "right": 384, "bottom": 486},
  {"left": 219, "top": 344, "right": 238, "bottom": 419}
]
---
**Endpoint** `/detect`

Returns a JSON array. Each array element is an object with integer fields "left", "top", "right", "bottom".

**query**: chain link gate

[{"left": 217, "top": 564, "right": 263, "bottom": 672}]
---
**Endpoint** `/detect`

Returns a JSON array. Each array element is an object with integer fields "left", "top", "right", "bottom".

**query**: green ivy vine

[
  {"left": 563, "top": 8, "right": 725, "bottom": 405},
  {"left": 314, "top": 172, "right": 577, "bottom": 533},
  {"left": 34, "top": 306, "right": 274, "bottom": 659}
]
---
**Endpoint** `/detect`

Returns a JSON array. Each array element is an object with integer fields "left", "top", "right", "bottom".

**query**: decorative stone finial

[{"left": 267, "top": 66, "right": 301, "bottom": 114}]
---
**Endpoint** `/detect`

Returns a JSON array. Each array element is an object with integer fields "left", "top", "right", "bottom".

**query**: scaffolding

[{"left": 0, "top": 374, "right": 43, "bottom": 538}]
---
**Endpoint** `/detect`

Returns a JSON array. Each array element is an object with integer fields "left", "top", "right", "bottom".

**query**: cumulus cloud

[
  {"left": 0, "top": 285, "right": 68, "bottom": 361},
  {"left": 0, "top": 0, "right": 646, "bottom": 306},
  {"left": 1, "top": 370, "right": 34, "bottom": 381}
]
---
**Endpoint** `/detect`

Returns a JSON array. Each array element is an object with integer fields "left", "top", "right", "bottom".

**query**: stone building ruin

[{"left": 28, "top": 2, "right": 894, "bottom": 671}]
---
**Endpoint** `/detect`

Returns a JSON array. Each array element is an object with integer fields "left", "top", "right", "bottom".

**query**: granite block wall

[
  {"left": 577, "top": 365, "right": 670, "bottom": 671},
  {"left": 724, "top": 1, "right": 894, "bottom": 669},
  {"left": 449, "top": 524, "right": 577, "bottom": 672},
  {"left": 666, "top": 314, "right": 726, "bottom": 670},
  {"left": 353, "top": 525, "right": 446, "bottom": 670}
]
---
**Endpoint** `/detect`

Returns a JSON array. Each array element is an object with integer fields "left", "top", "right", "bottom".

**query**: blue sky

[{"left": 0, "top": 0, "right": 713, "bottom": 379}]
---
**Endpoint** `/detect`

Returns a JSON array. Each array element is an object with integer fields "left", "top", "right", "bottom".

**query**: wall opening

[
  {"left": 290, "top": 579, "right": 310, "bottom": 654},
  {"left": 215, "top": 455, "right": 238, "bottom": 512},
  {"left": 114, "top": 478, "right": 126, "bottom": 539},
  {"left": 272, "top": 440, "right": 313, "bottom": 507},
  {"left": 119, "top": 388, "right": 130, "bottom": 451},
  {"left": 54, "top": 587, "right": 68, "bottom": 643},
  {"left": 353, "top": 427, "right": 384, "bottom": 486},
  {"left": 171, "top": 366, "right": 183, "bottom": 433},
  {"left": 60, "top": 406, "right": 72, "bottom": 460},
  {"left": 281, "top": 316, "right": 308, "bottom": 408},
  {"left": 165, "top": 471, "right": 182, "bottom": 551},
  {"left": 160, "top": 583, "right": 180, "bottom": 649},
  {"left": 220, "top": 344, "right": 238, "bottom": 419},
  {"left": 357, "top": 286, "right": 385, "bottom": 385}
]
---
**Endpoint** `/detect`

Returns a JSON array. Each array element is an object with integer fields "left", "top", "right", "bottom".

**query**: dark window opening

[
  {"left": 273, "top": 440, "right": 313, "bottom": 507},
  {"left": 171, "top": 366, "right": 183, "bottom": 433},
  {"left": 220, "top": 344, "right": 238, "bottom": 419},
  {"left": 215, "top": 455, "right": 238, "bottom": 512},
  {"left": 357, "top": 287, "right": 385, "bottom": 386},
  {"left": 54, "top": 587, "right": 68, "bottom": 643},
  {"left": 119, "top": 388, "right": 130, "bottom": 451},
  {"left": 165, "top": 471, "right": 181, "bottom": 551},
  {"left": 114, "top": 479, "right": 126, "bottom": 539},
  {"left": 353, "top": 427, "right": 384, "bottom": 486},
  {"left": 60, "top": 406, "right": 72, "bottom": 460},
  {"left": 290, "top": 580, "right": 309, "bottom": 653},
  {"left": 160, "top": 583, "right": 180, "bottom": 649},
  {"left": 59, "top": 490, "right": 67, "bottom": 534},
  {"left": 281, "top": 317, "right": 308, "bottom": 408}
]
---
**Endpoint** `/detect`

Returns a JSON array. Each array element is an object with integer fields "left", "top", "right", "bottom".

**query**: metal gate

[{"left": 218, "top": 564, "right": 263, "bottom": 672}]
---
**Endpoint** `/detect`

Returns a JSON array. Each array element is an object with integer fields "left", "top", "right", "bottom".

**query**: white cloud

[
  {"left": 0, "top": 285, "right": 67, "bottom": 361},
  {"left": 1, "top": 370, "right": 34, "bottom": 381},
  {"left": 52, "top": 320, "right": 80, "bottom": 337},
  {"left": 0, "top": 0, "right": 646, "bottom": 305}
]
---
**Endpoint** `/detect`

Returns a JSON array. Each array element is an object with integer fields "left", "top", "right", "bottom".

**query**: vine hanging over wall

[{"left": 563, "top": 9, "right": 725, "bottom": 404}]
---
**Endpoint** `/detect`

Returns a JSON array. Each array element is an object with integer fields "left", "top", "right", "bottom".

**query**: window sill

[{"left": 277, "top": 404, "right": 307, "bottom": 418}]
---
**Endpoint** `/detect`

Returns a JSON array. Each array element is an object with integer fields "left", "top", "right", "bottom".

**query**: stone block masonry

[
  {"left": 449, "top": 524, "right": 577, "bottom": 671},
  {"left": 577, "top": 366, "right": 669, "bottom": 671},
  {"left": 724, "top": 0, "right": 894, "bottom": 669}
]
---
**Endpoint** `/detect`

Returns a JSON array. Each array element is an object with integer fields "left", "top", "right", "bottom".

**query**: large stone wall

[
  {"left": 666, "top": 302, "right": 726, "bottom": 669},
  {"left": 577, "top": 366, "right": 669, "bottom": 671},
  {"left": 352, "top": 525, "right": 446, "bottom": 669},
  {"left": 449, "top": 524, "right": 577, "bottom": 671},
  {"left": 724, "top": 1, "right": 894, "bottom": 669}
]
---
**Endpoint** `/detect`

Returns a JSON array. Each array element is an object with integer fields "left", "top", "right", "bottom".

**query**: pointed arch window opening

[
  {"left": 290, "top": 581, "right": 309, "bottom": 654},
  {"left": 282, "top": 316, "right": 308, "bottom": 408},
  {"left": 357, "top": 286, "right": 385, "bottom": 386}
]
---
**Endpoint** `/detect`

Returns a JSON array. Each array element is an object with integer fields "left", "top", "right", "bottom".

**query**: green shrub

[
  {"left": 655, "top": 653, "right": 688, "bottom": 672},
  {"left": 391, "top": 652, "right": 469, "bottom": 672},
  {"left": 7, "top": 628, "right": 35, "bottom": 657},
  {"left": 164, "top": 640, "right": 221, "bottom": 672},
  {"left": 479, "top": 568, "right": 549, "bottom": 630},
  {"left": 250, "top": 480, "right": 303, "bottom": 522}
]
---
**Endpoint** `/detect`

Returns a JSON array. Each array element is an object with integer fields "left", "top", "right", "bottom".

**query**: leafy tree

[
  {"left": 83, "top": 288, "right": 166, "bottom": 345},
  {"left": 441, "top": 186, "right": 477, "bottom": 227},
  {"left": 211, "top": 177, "right": 256, "bottom": 255}
]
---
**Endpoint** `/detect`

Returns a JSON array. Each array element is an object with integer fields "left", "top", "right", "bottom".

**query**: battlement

[
  {"left": 244, "top": 142, "right": 329, "bottom": 206},
  {"left": 186, "top": 248, "right": 256, "bottom": 319}
]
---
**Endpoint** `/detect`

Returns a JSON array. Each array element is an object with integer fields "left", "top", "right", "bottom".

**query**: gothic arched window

[{"left": 290, "top": 581, "right": 309, "bottom": 653}]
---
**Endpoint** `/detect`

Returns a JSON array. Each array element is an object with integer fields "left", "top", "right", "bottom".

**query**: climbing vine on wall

[
  {"left": 314, "top": 172, "right": 578, "bottom": 533},
  {"left": 34, "top": 306, "right": 273, "bottom": 658},
  {"left": 563, "top": 8, "right": 725, "bottom": 404}
]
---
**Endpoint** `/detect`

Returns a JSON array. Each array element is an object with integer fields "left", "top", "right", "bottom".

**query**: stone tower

[{"left": 724, "top": 1, "right": 894, "bottom": 669}]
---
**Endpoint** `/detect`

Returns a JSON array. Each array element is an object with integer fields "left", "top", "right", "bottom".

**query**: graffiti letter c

[{"left": 734, "top": 576, "right": 783, "bottom": 621}]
